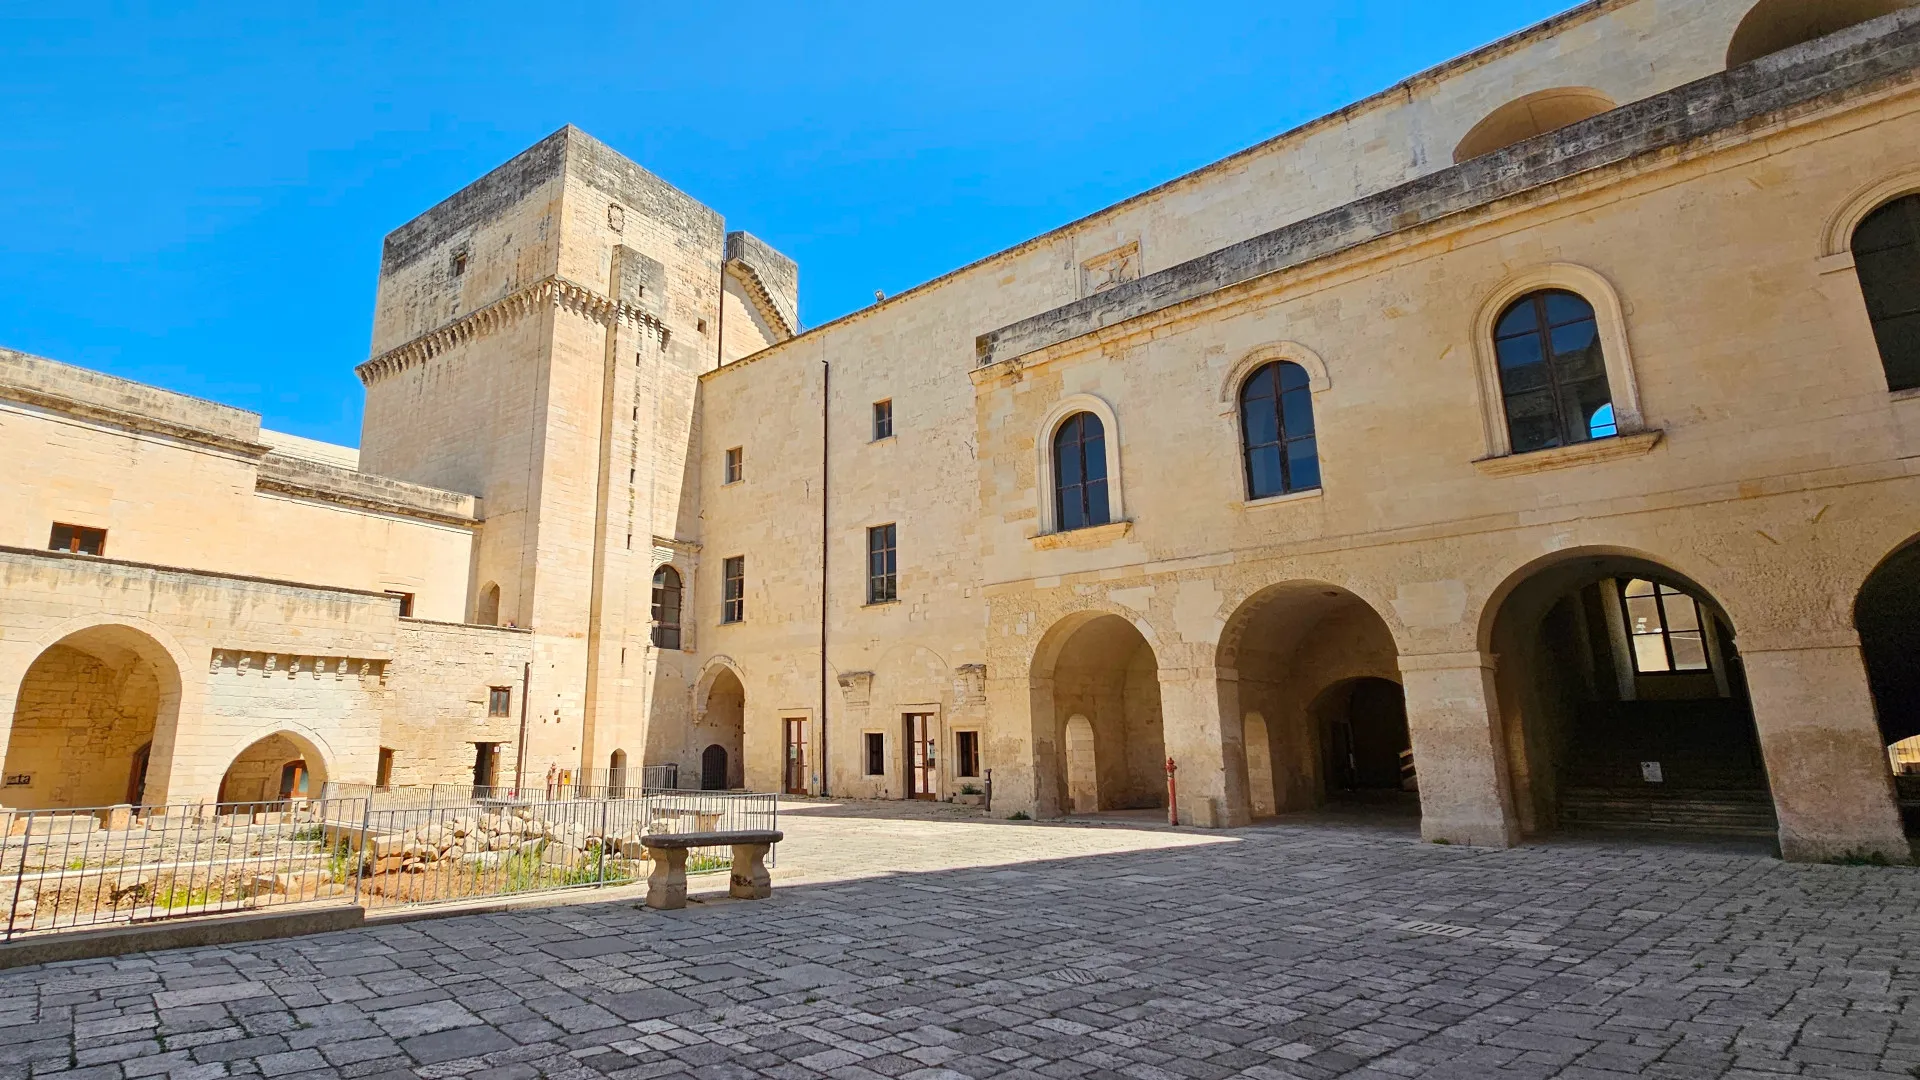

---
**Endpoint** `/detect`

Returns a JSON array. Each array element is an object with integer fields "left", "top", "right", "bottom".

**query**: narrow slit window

[
  {"left": 954, "top": 730, "right": 981, "bottom": 778},
  {"left": 725, "top": 446, "right": 743, "bottom": 484},
  {"left": 867, "top": 523, "right": 897, "bottom": 604},
  {"left": 864, "top": 732, "right": 886, "bottom": 776},
  {"left": 873, "top": 399, "right": 893, "bottom": 440},
  {"left": 651, "top": 565, "right": 683, "bottom": 649},
  {"left": 722, "top": 556, "right": 745, "bottom": 623}
]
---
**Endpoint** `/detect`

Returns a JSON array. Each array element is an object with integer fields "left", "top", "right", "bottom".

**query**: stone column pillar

[
  {"left": 1156, "top": 665, "right": 1251, "bottom": 828},
  {"left": 1400, "top": 651, "right": 1520, "bottom": 848},
  {"left": 1742, "top": 640, "right": 1907, "bottom": 863},
  {"left": 983, "top": 669, "right": 1057, "bottom": 819}
]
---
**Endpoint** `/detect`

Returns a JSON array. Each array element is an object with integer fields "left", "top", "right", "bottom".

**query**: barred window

[
  {"left": 651, "top": 565, "right": 683, "bottom": 649},
  {"left": 867, "top": 524, "right": 897, "bottom": 604},
  {"left": 722, "top": 556, "right": 745, "bottom": 623}
]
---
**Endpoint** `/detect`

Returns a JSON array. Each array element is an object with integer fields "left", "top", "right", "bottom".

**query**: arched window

[
  {"left": 1620, "top": 579, "right": 1711, "bottom": 674},
  {"left": 1239, "top": 361, "right": 1320, "bottom": 499},
  {"left": 476, "top": 582, "right": 500, "bottom": 626},
  {"left": 1053, "top": 412, "right": 1110, "bottom": 531},
  {"left": 1493, "top": 289, "right": 1615, "bottom": 454},
  {"left": 651, "top": 565, "right": 682, "bottom": 649},
  {"left": 1852, "top": 193, "right": 1920, "bottom": 392}
]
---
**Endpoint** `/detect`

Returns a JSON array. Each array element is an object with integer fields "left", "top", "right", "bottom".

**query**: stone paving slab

[{"left": 0, "top": 801, "right": 1917, "bottom": 1078}]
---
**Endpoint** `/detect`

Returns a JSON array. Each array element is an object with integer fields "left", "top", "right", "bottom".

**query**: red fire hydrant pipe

[{"left": 1165, "top": 756, "right": 1178, "bottom": 826}]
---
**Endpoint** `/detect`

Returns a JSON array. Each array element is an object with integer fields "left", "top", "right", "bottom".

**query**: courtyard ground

[{"left": 0, "top": 799, "right": 1914, "bottom": 1079}]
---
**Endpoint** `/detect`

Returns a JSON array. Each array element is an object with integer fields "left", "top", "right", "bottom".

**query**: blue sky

[{"left": 1, "top": 1, "right": 1569, "bottom": 446}]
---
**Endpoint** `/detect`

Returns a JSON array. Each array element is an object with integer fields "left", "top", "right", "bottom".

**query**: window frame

[
  {"left": 1470, "top": 264, "right": 1644, "bottom": 461},
  {"left": 1034, "top": 394, "right": 1126, "bottom": 536},
  {"left": 651, "top": 564, "right": 684, "bottom": 649},
  {"left": 487, "top": 686, "right": 513, "bottom": 717},
  {"left": 953, "top": 730, "right": 981, "bottom": 778},
  {"left": 1619, "top": 579, "right": 1713, "bottom": 676},
  {"left": 866, "top": 523, "right": 898, "bottom": 605},
  {"left": 1237, "top": 360, "right": 1322, "bottom": 500},
  {"left": 385, "top": 590, "right": 415, "bottom": 618},
  {"left": 872, "top": 399, "right": 894, "bottom": 441},
  {"left": 721, "top": 555, "right": 745, "bottom": 624},
  {"left": 1849, "top": 192, "right": 1920, "bottom": 393},
  {"left": 1491, "top": 289, "right": 1615, "bottom": 455},
  {"left": 864, "top": 731, "right": 887, "bottom": 777},
  {"left": 724, "top": 446, "right": 744, "bottom": 485},
  {"left": 48, "top": 522, "right": 107, "bottom": 556}
]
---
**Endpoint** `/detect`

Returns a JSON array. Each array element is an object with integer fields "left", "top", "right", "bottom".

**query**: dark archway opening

[
  {"left": 701, "top": 744, "right": 729, "bottom": 791},
  {"left": 1857, "top": 537, "right": 1920, "bottom": 832},
  {"left": 1491, "top": 553, "right": 1775, "bottom": 842}
]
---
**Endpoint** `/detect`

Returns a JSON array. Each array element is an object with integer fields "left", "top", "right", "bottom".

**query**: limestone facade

[{"left": 6, "top": 0, "right": 1920, "bottom": 863}]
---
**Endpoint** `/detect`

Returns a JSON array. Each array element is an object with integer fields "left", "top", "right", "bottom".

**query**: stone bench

[{"left": 639, "top": 830, "right": 783, "bottom": 910}]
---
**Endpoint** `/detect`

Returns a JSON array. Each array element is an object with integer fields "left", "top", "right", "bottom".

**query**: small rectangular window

[
  {"left": 722, "top": 556, "right": 745, "bottom": 623},
  {"left": 867, "top": 524, "right": 897, "bottom": 605},
  {"left": 451, "top": 251, "right": 468, "bottom": 277},
  {"left": 488, "top": 686, "right": 512, "bottom": 717},
  {"left": 49, "top": 523, "right": 106, "bottom": 556},
  {"left": 725, "top": 447, "right": 743, "bottom": 484},
  {"left": 376, "top": 748, "right": 395, "bottom": 789},
  {"left": 954, "top": 731, "right": 981, "bottom": 778},
  {"left": 873, "top": 399, "right": 893, "bottom": 441},
  {"left": 386, "top": 591, "right": 415, "bottom": 618},
  {"left": 865, "top": 732, "right": 886, "bottom": 776}
]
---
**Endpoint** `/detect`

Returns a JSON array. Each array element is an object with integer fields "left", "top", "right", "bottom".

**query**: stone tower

[{"left": 356, "top": 126, "right": 797, "bottom": 787}]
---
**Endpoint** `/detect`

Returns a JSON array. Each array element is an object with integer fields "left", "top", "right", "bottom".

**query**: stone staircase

[{"left": 1559, "top": 786, "right": 1778, "bottom": 837}]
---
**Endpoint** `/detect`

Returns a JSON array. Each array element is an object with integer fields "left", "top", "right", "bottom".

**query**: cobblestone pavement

[{"left": 2, "top": 800, "right": 1918, "bottom": 1080}]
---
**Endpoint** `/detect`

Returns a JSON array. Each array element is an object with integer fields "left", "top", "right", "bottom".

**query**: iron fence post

[
  {"left": 597, "top": 798, "right": 609, "bottom": 887},
  {"left": 6, "top": 812, "right": 31, "bottom": 941},
  {"left": 354, "top": 796, "right": 372, "bottom": 907}
]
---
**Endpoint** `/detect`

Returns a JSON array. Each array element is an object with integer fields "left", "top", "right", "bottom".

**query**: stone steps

[{"left": 1559, "top": 787, "right": 1778, "bottom": 837}]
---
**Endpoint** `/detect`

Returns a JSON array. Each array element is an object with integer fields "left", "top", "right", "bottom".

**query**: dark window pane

[
  {"left": 1058, "top": 487, "right": 1085, "bottom": 531},
  {"left": 1286, "top": 437, "right": 1320, "bottom": 491},
  {"left": 1853, "top": 197, "right": 1919, "bottom": 256},
  {"left": 1242, "top": 364, "right": 1275, "bottom": 401},
  {"left": 1280, "top": 385, "right": 1315, "bottom": 438},
  {"left": 1084, "top": 479, "right": 1110, "bottom": 526},
  {"left": 1496, "top": 336, "right": 1548, "bottom": 393},
  {"left": 1247, "top": 444, "right": 1284, "bottom": 499},
  {"left": 1541, "top": 290, "right": 1595, "bottom": 327},
  {"left": 1507, "top": 399, "right": 1560, "bottom": 453},
  {"left": 1056, "top": 442, "right": 1082, "bottom": 486},
  {"left": 1496, "top": 298, "right": 1539, "bottom": 337},
  {"left": 1559, "top": 379, "right": 1613, "bottom": 445},
  {"left": 1277, "top": 361, "right": 1310, "bottom": 393},
  {"left": 1077, "top": 413, "right": 1104, "bottom": 442},
  {"left": 1081, "top": 434, "right": 1107, "bottom": 483},
  {"left": 1549, "top": 319, "right": 1601, "bottom": 364},
  {"left": 1874, "top": 311, "right": 1920, "bottom": 391},
  {"left": 1857, "top": 248, "right": 1920, "bottom": 320},
  {"left": 1242, "top": 399, "right": 1279, "bottom": 446}
]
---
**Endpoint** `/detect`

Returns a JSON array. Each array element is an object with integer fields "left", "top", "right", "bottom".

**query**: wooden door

[
  {"left": 784, "top": 718, "right": 808, "bottom": 795},
  {"left": 905, "top": 714, "right": 937, "bottom": 799}
]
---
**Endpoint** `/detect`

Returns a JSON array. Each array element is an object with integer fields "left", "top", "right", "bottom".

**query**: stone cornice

[
  {"left": 0, "top": 381, "right": 272, "bottom": 458},
  {"left": 975, "top": 10, "right": 1920, "bottom": 368},
  {"left": 356, "top": 275, "right": 670, "bottom": 386},
  {"left": 724, "top": 260, "right": 796, "bottom": 341}
]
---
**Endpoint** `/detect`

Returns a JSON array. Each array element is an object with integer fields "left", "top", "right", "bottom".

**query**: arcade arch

[
  {"left": 1035, "top": 614, "right": 1166, "bottom": 814},
  {"left": 1218, "top": 582, "right": 1412, "bottom": 819},
  {"left": 697, "top": 665, "right": 745, "bottom": 790},
  {"left": 3, "top": 624, "right": 182, "bottom": 811},
  {"left": 1858, "top": 534, "right": 1920, "bottom": 831},
  {"left": 216, "top": 731, "right": 329, "bottom": 809},
  {"left": 1484, "top": 549, "right": 1775, "bottom": 840}
]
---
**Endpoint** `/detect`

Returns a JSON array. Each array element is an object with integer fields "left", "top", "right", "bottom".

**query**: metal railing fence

[{"left": 0, "top": 787, "right": 777, "bottom": 941}]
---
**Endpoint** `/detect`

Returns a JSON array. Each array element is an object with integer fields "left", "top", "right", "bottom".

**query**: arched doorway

[
  {"left": 1857, "top": 536, "right": 1920, "bottom": 832},
  {"left": 608, "top": 749, "right": 628, "bottom": 795},
  {"left": 1037, "top": 614, "right": 1166, "bottom": 815},
  {"left": 217, "top": 733, "right": 328, "bottom": 810},
  {"left": 1486, "top": 551, "right": 1774, "bottom": 839},
  {"left": 701, "top": 744, "right": 729, "bottom": 790},
  {"left": 3, "top": 624, "right": 181, "bottom": 810},
  {"left": 698, "top": 666, "right": 745, "bottom": 791},
  {"left": 1218, "top": 583, "right": 1412, "bottom": 822}
]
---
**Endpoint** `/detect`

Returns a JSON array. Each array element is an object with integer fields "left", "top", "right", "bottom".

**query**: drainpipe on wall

[{"left": 819, "top": 352, "right": 831, "bottom": 798}]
